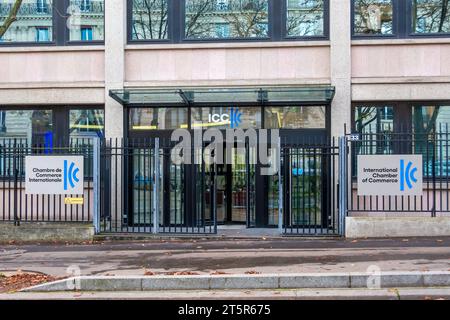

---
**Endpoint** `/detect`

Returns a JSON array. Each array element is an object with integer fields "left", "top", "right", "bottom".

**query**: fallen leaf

[{"left": 245, "top": 270, "right": 261, "bottom": 275}]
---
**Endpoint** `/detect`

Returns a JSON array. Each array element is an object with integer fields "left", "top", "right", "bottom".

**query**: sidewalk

[{"left": 1, "top": 237, "right": 449, "bottom": 277}]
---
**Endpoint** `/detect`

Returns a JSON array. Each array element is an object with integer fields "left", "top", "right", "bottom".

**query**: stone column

[
  {"left": 104, "top": 0, "right": 126, "bottom": 139},
  {"left": 330, "top": 0, "right": 352, "bottom": 138},
  {"left": 104, "top": 0, "right": 126, "bottom": 229}
]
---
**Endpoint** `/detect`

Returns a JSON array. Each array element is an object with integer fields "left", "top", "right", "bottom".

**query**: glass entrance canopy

[{"left": 109, "top": 86, "right": 335, "bottom": 107}]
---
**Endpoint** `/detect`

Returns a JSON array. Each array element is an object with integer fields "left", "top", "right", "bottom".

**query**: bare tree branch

[{"left": 0, "top": 0, "right": 23, "bottom": 39}]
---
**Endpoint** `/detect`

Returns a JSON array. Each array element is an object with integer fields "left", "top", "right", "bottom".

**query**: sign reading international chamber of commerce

[
  {"left": 357, "top": 155, "right": 423, "bottom": 196},
  {"left": 25, "top": 156, "right": 84, "bottom": 195}
]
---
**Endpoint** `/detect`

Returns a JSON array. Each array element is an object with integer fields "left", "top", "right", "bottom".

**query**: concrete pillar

[
  {"left": 104, "top": 0, "right": 126, "bottom": 139},
  {"left": 330, "top": 0, "right": 352, "bottom": 138}
]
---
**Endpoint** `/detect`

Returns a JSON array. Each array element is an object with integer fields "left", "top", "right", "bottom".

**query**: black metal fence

[
  {"left": 0, "top": 137, "right": 94, "bottom": 224},
  {"left": 281, "top": 138, "right": 340, "bottom": 235},
  {"left": 99, "top": 138, "right": 217, "bottom": 234},
  {"left": 349, "top": 127, "right": 450, "bottom": 216}
]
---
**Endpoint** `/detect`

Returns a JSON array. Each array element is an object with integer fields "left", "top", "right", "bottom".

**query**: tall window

[
  {"left": 131, "top": 0, "right": 169, "bottom": 40},
  {"left": 353, "top": 0, "right": 394, "bottom": 35},
  {"left": 411, "top": 0, "right": 450, "bottom": 34},
  {"left": 0, "top": 0, "right": 53, "bottom": 43},
  {"left": 68, "top": 0, "right": 104, "bottom": 41},
  {"left": 286, "top": 0, "right": 326, "bottom": 37},
  {"left": 185, "top": 0, "right": 269, "bottom": 39}
]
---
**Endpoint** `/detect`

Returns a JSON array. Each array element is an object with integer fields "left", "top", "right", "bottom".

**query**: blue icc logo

[
  {"left": 399, "top": 159, "right": 418, "bottom": 191},
  {"left": 64, "top": 160, "right": 80, "bottom": 191},
  {"left": 229, "top": 107, "right": 242, "bottom": 129}
]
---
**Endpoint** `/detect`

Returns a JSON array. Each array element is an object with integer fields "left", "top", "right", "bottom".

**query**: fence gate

[
  {"left": 97, "top": 138, "right": 217, "bottom": 235},
  {"left": 279, "top": 138, "right": 343, "bottom": 236}
]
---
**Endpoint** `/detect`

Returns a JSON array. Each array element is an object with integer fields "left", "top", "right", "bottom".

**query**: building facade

[{"left": 0, "top": 0, "right": 449, "bottom": 234}]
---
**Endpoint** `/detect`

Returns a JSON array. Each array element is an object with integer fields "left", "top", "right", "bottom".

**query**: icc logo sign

[
  {"left": 208, "top": 107, "right": 242, "bottom": 128},
  {"left": 399, "top": 159, "right": 418, "bottom": 191},
  {"left": 64, "top": 160, "right": 81, "bottom": 191}
]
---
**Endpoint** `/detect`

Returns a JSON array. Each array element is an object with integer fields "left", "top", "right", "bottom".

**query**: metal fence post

[
  {"left": 153, "top": 138, "right": 160, "bottom": 234},
  {"left": 338, "top": 136, "right": 348, "bottom": 237},
  {"left": 278, "top": 136, "right": 283, "bottom": 235},
  {"left": 93, "top": 137, "right": 100, "bottom": 234}
]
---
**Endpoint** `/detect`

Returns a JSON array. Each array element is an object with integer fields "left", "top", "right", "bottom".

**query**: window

[
  {"left": 80, "top": 0, "right": 91, "bottom": 12},
  {"left": 0, "top": 110, "right": 53, "bottom": 146},
  {"left": 353, "top": 0, "right": 394, "bottom": 35},
  {"left": 412, "top": 105, "right": 450, "bottom": 177},
  {"left": 130, "top": 108, "right": 188, "bottom": 130},
  {"left": 412, "top": 105, "right": 450, "bottom": 133},
  {"left": 286, "top": 0, "right": 326, "bottom": 37},
  {"left": 185, "top": 0, "right": 269, "bottom": 39},
  {"left": 412, "top": 0, "right": 450, "bottom": 34},
  {"left": 264, "top": 106, "right": 326, "bottom": 129},
  {"left": 36, "top": 0, "right": 49, "bottom": 14},
  {"left": 0, "top": 0, "right": 104, "bottom": 45},
  {"left": 0, "top": 0, "right": 53, "bottom": 43},
  {"left": 68, "top": 0, "right": 104, "bottom": 41},
  {"left": 81, "top": 27, "right": 93, "bottom": 41},
  {"left": 127, "top": 0, "right": 329, "bottom": 43},
  {"left": 36, "top": 27, "right": 50, "bottom": 42},
  {"left": 352, "top": 0, "right": 450, "bottom": 38},
  {"left": 70, "top": 109, "right": 104, "bottom": 138},
  {"left": 130, "top": 0, "right": 169, "bottom": 40}
]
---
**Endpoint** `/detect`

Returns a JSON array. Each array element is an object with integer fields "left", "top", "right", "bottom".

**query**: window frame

[
  {"left": 127, "top": 0, "right": 330, "bottom": 44},
  {"left": 0, "top": 0, "right": 105, "bottom": 47},
  {"left": 282, "top": 0, "right": 330, "bottom": 41},
  {"left": 351, "top": 0, "right": 399, "bottom": 39},
  {"left": 0, "top": 105, "right": 104, "bottom": 144},
  {"left": 351, "top": 0, "right": 450, "bottom": 39}
]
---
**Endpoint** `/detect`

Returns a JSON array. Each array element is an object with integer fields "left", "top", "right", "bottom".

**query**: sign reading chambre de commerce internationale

[
  {"left": 25, "top": 156, "right": 84, "bottom": 195},
  {"left": 357, "top": 155, "right": 423, "bottom": 196}
]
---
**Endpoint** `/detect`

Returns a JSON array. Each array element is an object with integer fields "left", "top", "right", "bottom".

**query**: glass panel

[
  {"left": 286, "top": 0, "right": 325, "bottom": 37},
  {"left": 69, "top": 109, "right": 104, "bottom": 138},
  {"left": 132, "top": 148, "right": 152, "bottom": 226},
  {"left": 412, "top": 105, "right": 450, "bottom": 177},
  {"left": 353, "top": 105, "right": 394, "bottom": 177},
  {"left": 353, "top": 0, "right": 394, "bottom": 35},
  {"left": 191, "top": 107, "right": 262, "bottom": 129},
  {"left": 264, "top": 106, "right": 326, "bottom": 129},
  {"left": 130, "top": 0, "right": 169, "bottom": 40},
  {"left": 130, "top": 108, "right": 188, "bottom": 130},
  {"left": 68, "top": 0, "right": 104, "bottom": 41},
  {"left": 412, "top": 0, "right": 450, "bottom": 34},
  {"left": 0, "top": 110, "right": 53, "bottom": 144},
  {"left": 185, "top": 0, "right": 269, "bottom": 39},
  {"left": 0, "top": 0, "right": 53, "bottom": 43}
]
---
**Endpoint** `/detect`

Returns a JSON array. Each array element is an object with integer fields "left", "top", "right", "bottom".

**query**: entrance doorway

[{"left": 206, "top": 145, "right": 256, "bottom": 226}]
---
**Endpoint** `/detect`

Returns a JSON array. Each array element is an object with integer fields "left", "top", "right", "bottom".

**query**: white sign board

[
  {"left": 25, "top": 156, "right": 84, "bottom": 195},
  {"left": 358, "top": 155, "right": 423, "bottom": 196}
]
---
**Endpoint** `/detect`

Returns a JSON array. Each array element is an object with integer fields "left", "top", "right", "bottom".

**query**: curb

[{"left": 22, "top": 272, "right": 450, "bottom": 292}]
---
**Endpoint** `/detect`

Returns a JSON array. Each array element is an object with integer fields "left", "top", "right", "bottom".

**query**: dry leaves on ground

[{"left": 0, "top": 273, "right": 60, "bottom": 293}]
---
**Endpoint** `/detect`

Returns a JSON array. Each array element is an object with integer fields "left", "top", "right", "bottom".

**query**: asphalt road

[{"left": 1, "top": 237, "right": 449, "bottom": 277}]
